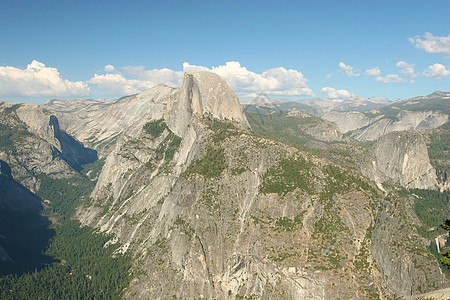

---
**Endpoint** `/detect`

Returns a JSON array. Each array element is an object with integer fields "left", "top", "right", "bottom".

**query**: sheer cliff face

[
  {"left": 362, "top": 131, "right": 438, "bottom": 190},
  {"left": 165, "top": 71, "right": 250, "bottom": 136},
  {"left": 75, "top": 72, "right": 447, "bottom": 299}
]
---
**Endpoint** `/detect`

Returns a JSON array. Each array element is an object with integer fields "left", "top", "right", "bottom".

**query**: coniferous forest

[{"left": 0, "top": 165, "right": 131, "bottom": 299}]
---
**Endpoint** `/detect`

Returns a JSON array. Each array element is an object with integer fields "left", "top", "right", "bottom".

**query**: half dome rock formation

[{"left": 165, "top": 71, "right": 250, "bottom": 136}]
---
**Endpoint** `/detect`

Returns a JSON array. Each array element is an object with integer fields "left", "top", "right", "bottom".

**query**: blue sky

[{"left": 0, "top": 0, "right": 449, "bottom": 103}]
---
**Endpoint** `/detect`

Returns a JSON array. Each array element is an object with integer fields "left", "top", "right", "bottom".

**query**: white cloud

[
  {"left": 325, "top": 73, "right": 332, "bottom": 79},
  {"left": 183, "top": 61, "right": 314, "bottom": 98},
  {"left": 409, "top": 33, "right": 450, "bottom": 57},
  {"left": 321, "top": 87, "right": 352, "bottom": 98},
  {"left": 375, "top": 74, "right": 405, "bottom": 83},
  {"left": 396, "top": 61, "right": 417, "bottom": 78},
  {"left": 0, "top": 60, "right": 89, "bottom": 98},
  {"left": 364, "top": 67, "right": 381, "bottom": 77},
  {"left": 182, "top": 62, "right": 209, "bottom": 72},
  {"left": 339, "top": 62, "right": 360, "bottom": 77},
  {"left": 104, "top": 64, "right": 116, "bottom": 73},
  {"left": 122, "top": 66, "right": 184, "bottom": 87},
  {"left": 88, "top": 73, "right": 154, "bottom": 96},
  {"left": 422, "top": 63, "right": 450, "bottom": 79}
]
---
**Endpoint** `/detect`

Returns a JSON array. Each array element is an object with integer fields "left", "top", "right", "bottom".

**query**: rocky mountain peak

[{"left": 165, "top": 71, "right": 250, "bottom": 135}]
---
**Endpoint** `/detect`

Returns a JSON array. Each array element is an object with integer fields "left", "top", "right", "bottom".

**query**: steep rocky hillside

[
  {"left": 43, "top": 85, "right": 179, "bottom": 157},
  {"left": 0, "top": 102, "right": 96, "bottom": 193},
  {"left": 73, "top": 72, "right": 448, "bottom": 299}
]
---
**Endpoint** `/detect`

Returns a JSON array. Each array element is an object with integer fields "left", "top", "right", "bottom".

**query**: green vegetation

[
  {"left": 245, "top": 111, "right": 316, "bottom": 148},
  {"left": 412, "top": 189, "right": 449, "bottom": 239},
  {"left": 0, "top": 104, "right": 31, "bottom": 154},
  {"left": 80, "top": 158, "right": 105, "bottom": 180},
  {"left": 0, "top": 220, "right": 131, "bottom": 299},
  {"left": 0, "top": 122, "right": 32, "bottom": 153},
  {"left": 36, "top": 173, "right": 95, "bottom": 220},
  {"left": 156, "top": 132, "right": 182, "bottom": 161},
  {"left": 275, "top": 215, "right": 303, "bottom": 232},
  {"left": 0, "top": 209, "right": 54, "bottom": 275},
  {"left": 143, "top": 119, "right": 168, "bottom": 138},
  {"left": 144, "top": 120, "right": 182, "bottom": 172},
  {"left": 185, "top": 146, "right": 226, "bottom": 179},
  {"left": 440, "top": 220, "right": 450, "bottom": 269},
  {"left": 427, "top": 122, "right": 450, "bottom": 184},
  {"left": 397, "top": 97, "right": 450, "bottom": 115},
  {"left": 411, "top": 189, "right": 450, "bottom": 277},
  {"left": 205, "top": 116, "right": 239, "bottom": 144},
  {"left": 378, "top": 107, "right": 400, "bottom": 122},
  {"left": 321, "top": 164, "right": 377, "bottom": 201},
  {"left": 260, "top": 158, "right": 314, "bottom": 196},
  {"left": 428, "top": 122, "right": 450, "bottom": 160}
]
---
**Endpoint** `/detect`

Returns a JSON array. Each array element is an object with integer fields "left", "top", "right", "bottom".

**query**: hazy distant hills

[{"left": 241, "top": 93, "right": 394, "bottom": 116}]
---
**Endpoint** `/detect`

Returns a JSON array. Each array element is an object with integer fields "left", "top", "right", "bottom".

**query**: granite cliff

[
  {"left": 362, "top": 131, "right": 438, "bottom": 190},
  {"left": 69, "top": 72, "right": 448, "bottom": 299}
]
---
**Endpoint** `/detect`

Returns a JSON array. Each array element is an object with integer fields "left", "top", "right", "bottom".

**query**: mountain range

[{"left": 0, "top": 72, "right": 449, "bottom": 299}]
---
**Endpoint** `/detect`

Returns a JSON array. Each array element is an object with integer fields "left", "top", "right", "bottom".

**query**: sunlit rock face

[{"left": 362, "top": 131, "right": 438, "bottom": 190}]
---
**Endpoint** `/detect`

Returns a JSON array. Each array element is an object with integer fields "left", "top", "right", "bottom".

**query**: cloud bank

[
  {"left": 0, "top": 60, "right": 89, "bottom": 98},
  {"left": 423, "top": 63, "right": 450, "bottom": 79},
  {"left": 321, "top": 87, "right": 352, "bottom": 98},
  {"left": 91, "top": 61, "right": 314, "bottom": 99},
  {"left": 183, "top": 61, "right": 314, "bottom": 98}
]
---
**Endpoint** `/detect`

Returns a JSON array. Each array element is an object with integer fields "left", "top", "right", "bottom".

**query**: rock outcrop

[
  {"left": 0, "top": 102, "right": 95, "bottom": 192},
  {"left": 322, "top": 111, "right": 374, "bottom": 134},
  {"left": 352, "top": 110, "right": 448, "bottom": 141},
  {"left": 44, "top": 73, "right": 249, "bottom": 158},
  {"left": 362, "top": 131, "right": 438, "bottom": 190}
]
